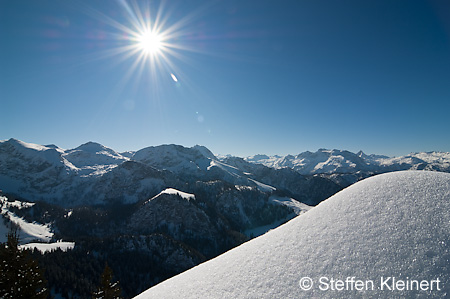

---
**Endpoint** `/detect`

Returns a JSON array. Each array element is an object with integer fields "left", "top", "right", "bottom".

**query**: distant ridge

[{"left": 243, "top": 148, "right": 450, "bottom": 175}]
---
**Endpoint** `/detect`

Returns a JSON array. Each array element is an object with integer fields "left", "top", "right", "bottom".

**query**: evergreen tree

[
  {"left": 0, "top": 228, "right": 49, "bottom": 298},
  {"left": 92, "top": 263, "right": 122, "bottom": 299}
]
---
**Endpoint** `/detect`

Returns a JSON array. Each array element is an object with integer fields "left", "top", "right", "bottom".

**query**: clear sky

[{"left": 1, "top": 0, "right": 450, "bottom": 157}]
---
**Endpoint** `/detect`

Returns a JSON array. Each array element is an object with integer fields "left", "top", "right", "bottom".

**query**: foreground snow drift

[{"left": 136, "top": 171, "right": 450, "bottom": 298}]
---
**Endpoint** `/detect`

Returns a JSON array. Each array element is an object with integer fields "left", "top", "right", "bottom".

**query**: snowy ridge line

[
  {"left": 160, "top": 188, "right": 195, "bottom": 201},
  {"left": 244, "top": 149, "right": 450, "bottom": 175},
  {"left": 2, "top": 138, "right": 450, "bottom": 207},
  {"left": 143, "top": 188, "right": 196, "bottom": 205}
]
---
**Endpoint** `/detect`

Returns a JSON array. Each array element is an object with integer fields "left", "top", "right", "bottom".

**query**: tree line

[{"left": 0, "top": 228, "right": 123, "bottom": 299}]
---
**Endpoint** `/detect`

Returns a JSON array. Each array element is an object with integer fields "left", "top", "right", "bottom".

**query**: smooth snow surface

[{"left": 136, "top": 171, "right": 450, "bottom": 298}]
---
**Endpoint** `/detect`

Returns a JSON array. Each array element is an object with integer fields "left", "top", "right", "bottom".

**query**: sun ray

[{"left": 76, "top": 0, "right": 224, "bottom": 105}]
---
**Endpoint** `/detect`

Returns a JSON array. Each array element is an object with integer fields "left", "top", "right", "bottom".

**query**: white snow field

[
  {"left": 0, "top": 196, "right": 53, "bottom": 243},
  {"left": 136, "top": 171, "right": 450, "bottom": 298}
]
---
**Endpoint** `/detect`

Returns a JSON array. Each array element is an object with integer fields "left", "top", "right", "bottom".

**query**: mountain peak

[
  {"left": 356, "top": 150, "right": 366, "bottom": 157},
  {"left": 74, "top": 141, "right": 112, "bottom": 153},
  {"left": 192, "top": 145, "right": 216, "bottom": 160},
  {"left": 6, "top": 137, "right": 20, "bottom": 144},
  {"left": 5, "top": 138, "right": 43, "bottom": 149}
]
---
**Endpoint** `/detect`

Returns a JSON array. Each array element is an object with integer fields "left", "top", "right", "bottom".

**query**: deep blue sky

[{"left": 1, "top": 0, "right": 450, "bottom": 157}]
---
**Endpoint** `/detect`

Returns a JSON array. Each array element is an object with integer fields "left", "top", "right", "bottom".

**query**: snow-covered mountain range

[
  {"left": 2, "top": 138, "right": 450, "bottom": 207},
  {"left": 245, "top": 148, "right": 450, "bottom": 175},
  {"left": 0, "top": 138, "right": 340, "bottom": 207},
  {"left": 244, "top": 148, "right": 450, "bottom": 187}
]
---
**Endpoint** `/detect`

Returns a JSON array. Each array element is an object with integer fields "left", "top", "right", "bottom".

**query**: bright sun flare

[
  {"left": 137, "top": 30, "right": 162, "bottom": 55},
  {"left": 89, "top": 0, "right": 196, "bottom": 88}
]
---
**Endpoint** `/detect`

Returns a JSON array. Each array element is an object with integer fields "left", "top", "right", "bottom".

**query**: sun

[
  {"left": 85, "top": 0, "right": 201, "bottom": 89},
  {"left": 136, "top": 30, "right": 163, "bottom": 55}
]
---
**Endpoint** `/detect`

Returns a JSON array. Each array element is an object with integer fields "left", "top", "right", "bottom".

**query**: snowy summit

[{"left": 136, "top": 171, "right": 450, "bottom": 298}]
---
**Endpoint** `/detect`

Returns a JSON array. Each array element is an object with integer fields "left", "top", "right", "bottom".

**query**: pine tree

[
  {"left": 0, "top": 228, "right": 49, "bottom": 298},
  {"left": 92, "top": 263, "right": 122, "bottom": 299}
]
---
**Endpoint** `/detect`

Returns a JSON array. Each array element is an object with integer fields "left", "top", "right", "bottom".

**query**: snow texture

[{"left": 136, "top": 171, "right": 450, "bottom": 298}]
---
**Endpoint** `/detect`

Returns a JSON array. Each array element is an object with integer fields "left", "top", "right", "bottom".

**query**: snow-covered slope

[
  {"left": 136, "top": 171, "right": 450, "bottom": 298},
  {"left": 245, "top": 149, "right": 450, "bottom": 175},
  {"left": 0, "top": 196, "right": 53, "bottom": 244}
]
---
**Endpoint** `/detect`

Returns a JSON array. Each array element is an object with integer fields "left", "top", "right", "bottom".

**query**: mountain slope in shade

[
  {"left": 128, "top": 189, "right": 218, "bottom": 256},
  {"left": 136, "top": 171, "right": 450, "bottom": 298}
]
